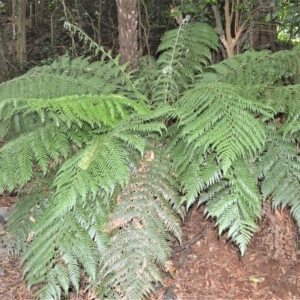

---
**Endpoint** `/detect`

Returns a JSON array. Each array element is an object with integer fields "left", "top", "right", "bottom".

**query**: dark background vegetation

[{"left": 1, "top": 0, "right": 299, "bottom": 82}]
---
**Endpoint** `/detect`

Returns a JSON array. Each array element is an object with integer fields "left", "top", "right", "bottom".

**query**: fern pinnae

[
  {"left": 0, "top": 53, "right": 139, "bottom": 102},
  {"left": 201, "top": 46, "right": 300, "bottom": 86},
  {"left": 258, "top": 132, "right": 300, "bottom": 217},
  {"left": 21, "top": 193, "right": 109, "bottom": 298},
  {"left": 98, "top": 147, "right": 182, "bottom": 299},
  {"left": 63, "top": 22, "right": 145, "bottom": 102},
  {"left": 174, "top": 83, "right": 267, "bottom": 173},
  {"left": 61, "top": 250, "right": 81, "bottom": 291},
  {"left": 179, "top": 152, "right": 223, "bottom": 208},
  {"left": 162, "top": 15, "right": 191, "bottom": 71},
  {"left": 69, "top": 235, "right": 98, "bottom": 281},
  {"left": 202, "top": 159, "right": 261, "bottom": 254},
  {"left": 33, "top": 130, "right": 49, "bottom": 174},
  {"left": 113, "top": 131, "right": 146, "bottom": 155},
  {"left": 35, "top": 281, "right": 61, "bottom": 300},
  {"left": 153, "top": 20, "right": 218, "bottom": 105},
  {"left": 22, "top": 228, "right": 58, "bottom": 275},
  {"left": 270, "top": 85, "right": 300, "bottom": 136},
  {"left": 0, "top": 122, "right": 72, "bottom": 186},
  {"left": 0, "top": 146, "right": 24, "bottom": 192},
  {"left": 52, "top": 264, "right": 70, "bottom": 295},
  {"left": 78, "top": 142, "right": 98, "bottom": 170}
]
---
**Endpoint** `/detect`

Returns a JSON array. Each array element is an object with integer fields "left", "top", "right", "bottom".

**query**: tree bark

[
  {"left": 212, "top": 0, "right": 247, "bottom": 58},
  {"left": 12, "top": 0, "right": 27, "bottom": 64},
  {"left": 116, "top": 0, "right": 138, "bottom": 70},
  {"left": 0, "top": 28, "right": 8, "bottom": 83},
  {"left": 250, "top": 0, "right": 277, "bottom": 51},
  {"left": 35, "top": 0, "right": 45, "bottom": 27}
]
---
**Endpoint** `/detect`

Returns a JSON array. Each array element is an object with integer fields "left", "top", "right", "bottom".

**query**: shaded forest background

[{"left": 0, "top": 0, "right": 299, "bottom": 83}]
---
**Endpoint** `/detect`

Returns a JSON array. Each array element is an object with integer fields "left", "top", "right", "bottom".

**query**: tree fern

[
  {"left": 3, "top": 66, "right": 170, "bottom": 299},
  {"left": 4, "top": 16, "right": 300, "bottom": 300},
  {"left": 97, "top": 147, "right": 183, "bottom": 299}
]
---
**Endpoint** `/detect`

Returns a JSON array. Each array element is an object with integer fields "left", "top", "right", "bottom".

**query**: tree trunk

[
  {"left": 0, "top": 28, "right": 8, "bottom": 83},
  {"left": 250, "top": 1, "right": 277, "bottom": 51},
  {"left": 212, "top": 1, "right": 247, "bottom": 58},
  {"left": 35, "top": 0, "right": 45, "bottom": 27},
  {"left": 116, "top": 0, "right": 138, "bottom": 70},
  {"left": 12, "top": 0, "right": 27, "bottom": 65}
]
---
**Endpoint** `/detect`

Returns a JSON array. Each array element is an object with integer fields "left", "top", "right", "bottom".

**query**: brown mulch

[
  {"left": 150, "top": 202, "right": 300, "bottom": 300},
  {"left": 1, "top": 196, "right": 300, "bottom": 300}
]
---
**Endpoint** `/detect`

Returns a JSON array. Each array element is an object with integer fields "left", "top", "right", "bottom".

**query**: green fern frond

[
  {"left": 256, "top": 84, "right": 300, "bottom": 133},
  {"left": 259, "top": 131, "right": 300, "bottom": 206},
  {"left": 16, "top": 194, "right": 109, "bottom": 300},
  {"left": 34, "top": 274, "right": 62, "bottom": 300},
  {"left": 6, "top": 173, "right": 54, "bottom": 255},
  {"left": 204, "top": 159, "right": 261, "bottom": 255},
  {"left": 257, "top": 128, "right": 300, "bottom": 228},
  {"left": 137, "top": 55, "right": 158, "bottom": 100},
  {"left": 178, "top": 150, "right": 223, "bottom": 208},
  {"left": 15, "top": 94, "right": 148, "bottom": 129},
  {"left": 0, "top": 53, "right": 138, "bottom": 102},
  {"left": 0, "top": 93, "right": 161, "bottom": 194},
  {"left": 151, "top": 19, "right": 218, "bottom": 104},
  {"left": 0, "top": 124, "right": 72, "bottom": 192},
  {"left": 264, "top": 85, "right": 300, "bottom": 135},
  {"left": 63, "top": 22, "right": 146, "bottom": 102},
  {"left": 43, "top": 138, "right": 129, "bottom": 223},
  {"left": 97, "top": 148, "right": 183, "bottom": 300},
  {"left": 0, "top": 47, "right": 146, "bottom": 138},
  {"left": 0, "top": 99, "right": 43, "bottom": 139},
  {"left": 172, "top": 82, "right": 267, "bottom": 173},
  {"left": 7, "top": 101, "right": 166, "bottom": 265},
  {"left": 157, "top": 20, "right": 218, "bottom": 71},
  {"left": 201, "top": 45, "right": 300, "bottom": 86}
]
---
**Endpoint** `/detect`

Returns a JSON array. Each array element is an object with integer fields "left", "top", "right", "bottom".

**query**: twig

[{"left": 172, "top": 229, "right": 205, "bottom": 254}]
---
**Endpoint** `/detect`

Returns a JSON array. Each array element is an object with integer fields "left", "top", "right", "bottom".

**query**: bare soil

[{"left": 1, "top": 196, "right": 300, "bottom": 300}]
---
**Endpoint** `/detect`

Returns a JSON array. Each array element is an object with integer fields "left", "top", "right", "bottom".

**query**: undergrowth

[{"left": 2, "top": 15, "right": 300, "bottom": 299}]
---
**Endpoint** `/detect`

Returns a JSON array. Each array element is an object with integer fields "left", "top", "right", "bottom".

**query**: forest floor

[{"left": 0, "top": 196, "right": 300, "bottom": 300}]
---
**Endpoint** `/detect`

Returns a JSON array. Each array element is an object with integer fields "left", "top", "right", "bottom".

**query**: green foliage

[
  {"left": 276, "top": 0, "right": 300, "bottom": 43},
  {"left": 16, "top": 192, "right": 109, "bottom": 299},
  {"left": 3, "top": 52, "right": 169, "bottom": 299},
  {"left": 4, "top": 15, "right": 300, "bottom": 300},
  {"left": 257, "top": 127, "right": 300, "bottom": 228},
  {"left": 0, "top": 52, "right": 143, "bottom": 140},
  {"left": 97, "top": 147, "right": 184, "bottom": 299},
  {"left": 201, "top": 46, "right": 300, "bottom": 86},
  {"left": 171, "top": 82, "right": 268, "bottom": 174},
  {"left": 202, "top": 159, "right": 261, "bottom": 255},
  {"left": 168, "top": 46, "right": 300, "bottom": 255},
  {"left": 140, "top": 18, "right": 218, "bottom": 105}
]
